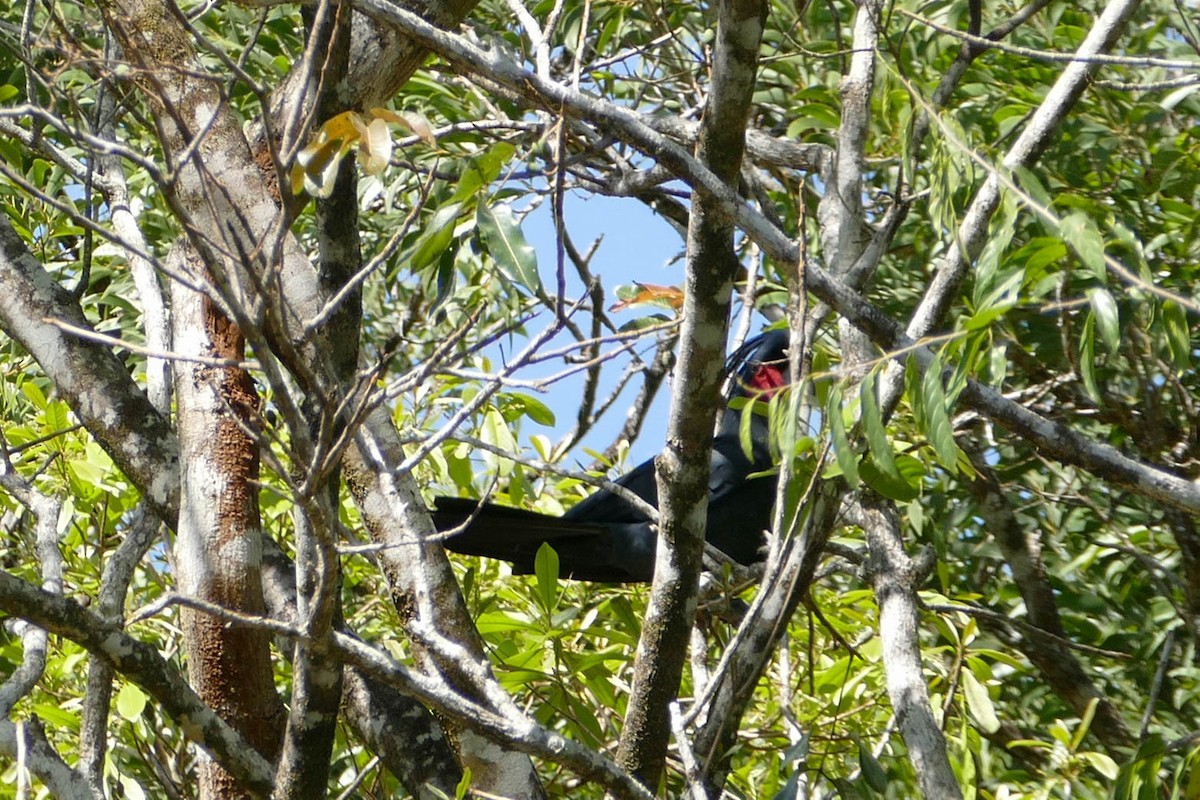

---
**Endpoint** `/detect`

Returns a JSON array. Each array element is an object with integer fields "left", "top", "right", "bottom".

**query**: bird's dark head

[{"left": 726, "top": 329, "right": 790, "bottom": 400}]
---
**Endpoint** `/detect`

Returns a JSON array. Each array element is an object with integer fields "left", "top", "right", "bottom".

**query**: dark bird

[{"left": 433, "top": 330, "right": 790, "bottom": 582}]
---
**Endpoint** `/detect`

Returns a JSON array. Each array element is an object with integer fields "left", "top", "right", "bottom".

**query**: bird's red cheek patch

[{"left": 749, "top": 365, "right": 786, "bottom": 397}]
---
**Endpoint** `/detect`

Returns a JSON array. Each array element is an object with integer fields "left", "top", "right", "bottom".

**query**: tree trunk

[{"left": 171, "top": 252, "right": 286, "bottom": 799}]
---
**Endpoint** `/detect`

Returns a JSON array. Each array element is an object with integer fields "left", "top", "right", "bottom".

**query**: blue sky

[{"left": 514, "top": 190, "right": 684, "bottom": 467}]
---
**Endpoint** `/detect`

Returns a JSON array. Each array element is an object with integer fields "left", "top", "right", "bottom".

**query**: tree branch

[{"left": 617, "top": 0, "right": 767, "bottom": 787}]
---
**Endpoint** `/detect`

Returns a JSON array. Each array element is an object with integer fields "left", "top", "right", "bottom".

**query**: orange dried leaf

[{"left": 610, "top": 283, "right": 684, "bottom": 312}]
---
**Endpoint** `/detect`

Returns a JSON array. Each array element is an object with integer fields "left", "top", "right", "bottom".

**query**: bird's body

[{"left": 434, "top": 331, "right": 789, "bottom": 582}]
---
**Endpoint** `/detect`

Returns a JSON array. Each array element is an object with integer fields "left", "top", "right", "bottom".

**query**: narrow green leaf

[
  {"left": 988, "top": 341, "right": 1008, "bottom": 386},
  {"left": 1060, "top": 212, "right": 1106, "bottom": 281},
  {"left": 1071, "top": 697, "right": 1099, "bottom": 751},
  {"left": 478, "top": 202, "right": 541, "bottom": 294},
  {"left": 455, "top": 767, "right": 473, "bottom": 800},
  {"left": 739, "top": 396, "right": 756, "bottom": 462},
  {"left": 534, "top": 542, "right": 560, "bottom": 615},
  {"left": 408, "top": 202, "right": 464, "bottom": 272},
  {"left": 1079, "top": 313, "right": 1101, "bottom": 402},
  {"left": 859, "top": 373, "right": 897, "bottom": 476},
  {"left": 1087, "top": 287, "right": 1121, "bottom": 353},
  {"left": 1163, "top": 300, "right": 1191, "bottom": 373},
  {"left": 962, "top": 668, "right": 1000, "bottom": 733},
  {"left": 972, "top": 189, "right": 1019, "bottom": 306},
  {"left": 921, "top": 355, "right": 958, "bottom": 474},
  {"left": 826, "top": 386, "right": 858, "bottom": 487}
]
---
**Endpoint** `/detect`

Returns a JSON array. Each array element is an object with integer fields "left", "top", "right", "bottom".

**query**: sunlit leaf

[
  {"left": 477, "top": 202, "right": 540, "bottom": 293},
  {"left": 859, "top": 373, "right": 897, "bottom": 476},
  {"left": 406, "top": 202, "right": 464, "bottom": 272},
  {"left": 610, "top": 283, "right": 685, "bottom": 312},
  {"left": 921, "top": 355, "right": 958, "bottom": 474},
  {"left": 1087, "top": 287, "right": 1120, "bottom": 354},
  {"left": 535, "top": 542, "right": 559, "bottom": 615},
  {"left": 116, "top": 683, "right": 147, "bottom": 721},
  {"left": 961, "top": 668, "right": 1000, "bottom": 734},
  {"left": 1163, "top": 300, "right": 1191, "bottom": 373},
  {"left": 827, "top": 385, "right": 859, "bottom": 487},
  {"left": 1060, "top": 212, "right": 1106, "bottom": 281}
]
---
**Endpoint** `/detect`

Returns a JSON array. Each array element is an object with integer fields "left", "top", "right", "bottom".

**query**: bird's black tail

[{"left": 433, "top": 497, "right": 656, "bottom": 582}]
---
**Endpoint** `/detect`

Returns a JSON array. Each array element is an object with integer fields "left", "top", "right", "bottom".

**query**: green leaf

[
  {"left": 477, "top": 202, "right": 541, "bottom": 294},
  {"left": 1087, "top": 287, "right": 1120, "bottom": 353},
  {"left": 972, "top": 189, "right": 1019, "bottom": 306},
  {"left": 455, "top": 767, "right": 473, "bottom": 800},
  {"left": 21, "top": 381, "right": 47, "bottom": 410},
  {"left": 859, "top": 456, "right": 919, "bottom": 502},
  {"left": 116, "top": 683, "right": 147, "bottom": 721},
  {"left": 118, "top": 775, "right": 147, "bottom": 800},
  {"left": 480, "top": 407, "right": 517, "bottom": 477},
  {"left": 921, "top": 356, "right": 958, "bottom": 474},
  {"left": 505, "top": 392, "right": 556, "bottom": 426},
  {"left": 859, "top": 373, "right": 897, "bottom": 476},
  {"left": 1163, "top": 300, "right": 1191, "bottom": 373},
  {"left": 739, "top": 396, "right": 756, "bottom": 462},
  {"left": 534, "top": 542, "right": 560, "bottom": 615},
  {"left": 1060, "top": 212, "right": 1106, "bottom": 281},
  {"left": 1082, "top": 751, "right": 1120, "bottom": 780},
  {"left": 1079, "top": 313, "right": 1101, "bottom": 402},
  {"left": 961, "top": 668, "right": 1000, "bottom": 733},
  {"left": 858, "top": 738, "right": 888, "bottom": 793},
  {"left": 826, "top": 385, "right": 859, "bottom": 487},
  {"left": 407, "top": 202, "right": 464, "bottom": 272},
  {"left": 1072, "top": 697, "right": 1098, "bottom": 751},
  {"left": 453, "top": 143, "right": 516, "bottom": 203}
]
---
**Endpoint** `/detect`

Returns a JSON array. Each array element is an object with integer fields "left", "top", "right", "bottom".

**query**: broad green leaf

[
  {"left": 771, "top": 769, "right": 800, "bottom": 800},
  {"left": 1060, "top": 212, "right": 1106, "bottom": 281},
  {"left": 480, "top": 407, "right": 516, "bottom": 477},
  {"left": 118, "top": 775, "right": 147, "bottom": 800},
  {"left": 961, "top": 668, "right": 1000, "bottom": 733},
  {"left": 478, "top": 202, "right": 540, "bottom": 294},
  {"left": 858, "top": 738, "right": 888, "bottom": 793},
  {"left": 505, "top": 392, "right": 556, "bottom": 426},
  {"left": 859, "top": 456, "right": 919, "bottom": 502},
  {"left": 116, "top": 683, "right": 147, "bottom": 721},
  {"left": 1082, "top": 751, "right": 1120, "bottom": 780},
  {"left": 1087, "top": 287, "right": 1120, "bottom": 353},
  {"left": 454, "top": 143, "right": 516, "bottom": 202},
  {"left": 21, "top": 381, "right": 47, "bottom": 410}
]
